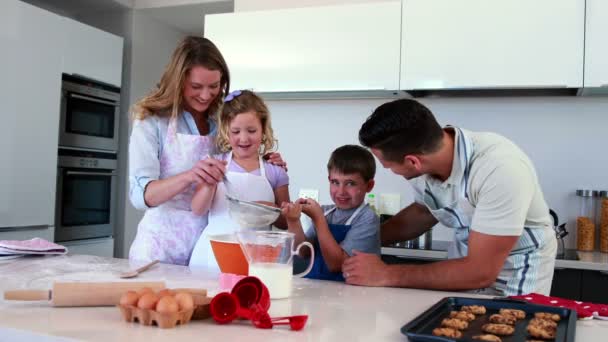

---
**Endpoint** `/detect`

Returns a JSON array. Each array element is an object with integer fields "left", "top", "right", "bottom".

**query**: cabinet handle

[
  {"left": 66, "top": 171, "right": 116, "bottom": 177},
  {"left": 413, "top": 84, "right": 569, "bottom": 91},
  {"left": 255, "top": 86, "right": 388, "bottom": 92},
  {"left": 0, "top": 225, "right": 50, "bottom": 232},
  {"left": 70, "top": 93, "right": 119, "bottom": 107}
]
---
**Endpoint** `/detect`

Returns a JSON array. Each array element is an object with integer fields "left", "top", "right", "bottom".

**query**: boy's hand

[
  {"left": 281, "top": 202, "right": 302, "bottom": 223},
  {"left": 296, "top": 198, "right": 324, "bottom": 220}
]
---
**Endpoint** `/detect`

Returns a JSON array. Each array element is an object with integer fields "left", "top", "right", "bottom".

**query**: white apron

[
  {"left": 129, "top": 115, "right": 213, "bottom": 265},
  {"left": 189, "top": 152, "right": 275, "bottom": 269},
  {"left": 419, "top": 127, "right": 555, "bottom": 296}
]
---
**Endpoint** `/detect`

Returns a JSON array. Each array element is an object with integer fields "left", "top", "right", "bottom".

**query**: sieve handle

[{"left": 292, "top": 241, "right": 315, "bottom": 278}]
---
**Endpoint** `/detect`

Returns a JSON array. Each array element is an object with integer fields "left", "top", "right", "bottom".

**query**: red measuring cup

[{"left": 231, "top": 276, "right": 270, "bottom": 312}]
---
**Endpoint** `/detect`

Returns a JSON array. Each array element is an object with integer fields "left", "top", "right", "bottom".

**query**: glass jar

[
  {"left": 576, "top": 189, "right": 597, "bottom": 251},
  {"left": 599, "top": 190, "right": 608, "bottom": 253}
]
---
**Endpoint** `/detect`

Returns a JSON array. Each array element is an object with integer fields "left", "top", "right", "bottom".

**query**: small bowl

[{"left": 209, "top": 234, "right": 248, "bottom": 275}]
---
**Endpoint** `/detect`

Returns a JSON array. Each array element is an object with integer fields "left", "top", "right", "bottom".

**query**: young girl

[{"left": 189, "top": 90, "right": 290, "bottom": 269}]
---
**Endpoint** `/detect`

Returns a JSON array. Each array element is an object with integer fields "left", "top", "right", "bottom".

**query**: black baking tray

[{"left": 401, "top": 297, "right": 577, "bottom": 341}]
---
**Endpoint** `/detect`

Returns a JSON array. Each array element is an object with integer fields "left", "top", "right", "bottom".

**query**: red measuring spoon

[{"left": 252, "top": 314, "right": 308, "bottom": 331}]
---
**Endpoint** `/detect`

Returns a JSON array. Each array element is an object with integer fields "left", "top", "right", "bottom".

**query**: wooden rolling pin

[{"left": 4, "top": 281, "right": 166, "bottom": 307}]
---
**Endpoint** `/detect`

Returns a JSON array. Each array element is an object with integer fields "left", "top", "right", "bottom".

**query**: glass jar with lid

[
  {"left": 576, "top": 189, "right": 597, "bottom": 251},
  {"left": 599, "top": 190, "right": 608, "bottom": 253}
]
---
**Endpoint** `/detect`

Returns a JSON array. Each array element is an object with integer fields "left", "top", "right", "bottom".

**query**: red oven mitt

[{"left": 509, "top": 293, "right": 608, "bottom": 320}]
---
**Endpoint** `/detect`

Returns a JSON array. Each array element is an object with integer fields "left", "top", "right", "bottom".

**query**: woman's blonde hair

[
  {"left": 131, "top": 36, "right": 230, "bottom": 121},
  {"left": 216, "top": 90, "right": 277, "bottom": 155}
]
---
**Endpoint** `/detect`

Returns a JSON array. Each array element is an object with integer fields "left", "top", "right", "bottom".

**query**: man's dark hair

[
  {"left": 358, "top": 99, "right": 444, "bottom": 162},
  {"left": 327, "top": 145, "right": 376, "bottom": 182}
]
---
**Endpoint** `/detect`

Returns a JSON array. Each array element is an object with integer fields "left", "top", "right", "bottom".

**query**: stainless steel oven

[
  {"left": 59, "top": 74, "right": 121, "bottom": 152},
  {"left": 55, "top": 148, "right": 117, "bottom": 242}
]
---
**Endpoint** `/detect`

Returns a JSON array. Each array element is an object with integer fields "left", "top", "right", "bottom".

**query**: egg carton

[{"left": 118, "top": 305, "right": 194, "bottom": 329}]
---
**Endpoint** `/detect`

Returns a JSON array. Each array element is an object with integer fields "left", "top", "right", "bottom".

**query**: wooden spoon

[{"left": 119, "top": 260, "right": 159, "bottom": 279}]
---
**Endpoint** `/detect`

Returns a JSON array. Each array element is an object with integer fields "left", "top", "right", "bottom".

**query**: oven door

[
  {"left": 55, "top": 168, "right": 116, "bottom": 242},
  {"left": 59, "top": 91, "right": 119, "bottom": 151}
]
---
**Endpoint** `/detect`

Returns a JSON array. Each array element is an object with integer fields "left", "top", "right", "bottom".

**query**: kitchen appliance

[
  {"left": 55, "top": 148, "right": 117, "bottom": 242},
  {"left": 550, "top": 209, "right": 569, "bottom": 258},
  {"left": 59, "top": 74, "right": 120, "bottom": 152},
  {"left": 4, "top": 281, "right": 165, "bottom": 307}
]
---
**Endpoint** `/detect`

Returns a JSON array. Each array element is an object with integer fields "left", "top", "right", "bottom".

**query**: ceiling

[{"left": 21, "top": 0, "right": 234, "bottom": 35}]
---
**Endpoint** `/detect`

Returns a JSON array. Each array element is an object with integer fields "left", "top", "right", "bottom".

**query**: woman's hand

[
  {"left": 281, "top": 202, "right": 303, "bottom": 223},
  {"left": 263, "top": 152, "right": 288, "bottom": 171},
  {"left": 189, "top": 156, "right": 227, "bottom": 185},
  {"left": 296, "top": 198, "right": 323, "bottom": 221}
]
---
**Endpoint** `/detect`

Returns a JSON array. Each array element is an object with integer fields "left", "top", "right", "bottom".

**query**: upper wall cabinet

[
  {"left": 62, "top": 18, "right": 124, "bottom": 87},
  {"left": 205, "top": 2, "right": 401, "bottom": 93},
  {"left": 584, "top": 0, "right": 608, "bottom": 88},
  {"left": 401, "top": 0, "right": 585, "bottom": 90}
]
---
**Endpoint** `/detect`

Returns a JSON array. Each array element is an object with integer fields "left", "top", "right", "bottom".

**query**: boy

[{"left": 282, "top": 145, "right": 380, "bottom": 281}]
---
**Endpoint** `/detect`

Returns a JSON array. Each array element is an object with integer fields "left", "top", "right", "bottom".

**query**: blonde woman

[
  {"left": 189, "top": 90, "right": 290, "bottom": 269},
  {"left": 128, "top": 37, "right": 283, "bottom": 265}
]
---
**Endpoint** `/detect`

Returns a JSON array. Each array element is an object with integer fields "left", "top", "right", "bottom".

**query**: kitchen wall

[{"left": 267, "top": 96, "right": 608, "bottom": 246}]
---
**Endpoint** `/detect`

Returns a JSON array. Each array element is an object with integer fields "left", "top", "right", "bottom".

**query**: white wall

[
  {"left": 268, "top": 96, "right": 608, "bottom": 247},
  {"left": 121, "top": 12, "right": 188, "bottom": 257}
]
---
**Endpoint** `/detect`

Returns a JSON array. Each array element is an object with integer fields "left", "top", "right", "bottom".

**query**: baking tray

[{"left": 401, "top": 297, "right": 577, "bottom": 341}]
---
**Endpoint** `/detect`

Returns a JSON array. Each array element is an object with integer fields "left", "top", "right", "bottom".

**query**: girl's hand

[
  {"left": 296, "top": 198, "right": 323, "bottom": 220},
  {"left": 263, "top": 152, "right": 288, "bottom": 171},
  {"left": 189, "top": 156, "right": 227, "bottom": 185},
  {"left": 281, "top": 202, "right": 302, "bottom": 223}
]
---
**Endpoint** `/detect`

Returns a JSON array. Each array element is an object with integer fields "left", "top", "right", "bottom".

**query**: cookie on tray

[
  {"left": 432, "top": 327, "right": 463, "bottom": 338},
  {"left": 441, "top": 318, "right": 468, "bottom": 330},
  {"left": 489, "top": 313, "right": 516, "bottom": 325},
  {"left": 473, "top": 334, "right": 502, "bottom": 342},
  {"left": 529, "top": 317, "right": 558, "bottom": 329},
  {"left": 482, "top": 323, "right": 515, "bottom": 336},
  {"left": 461, "top": 305, "right": 487, "bottom": 315},
  {"left": 449, "top": 310, "right": 476, "bottom": 322},
  {"left": 499, "top": 308, "right": 526, "bottom": 320},
  {"left": 527, "top": 324, "right": 556, "bottom": 339},
  {"left": 534, "top": 312, "right": 561, "bottom": 322}
]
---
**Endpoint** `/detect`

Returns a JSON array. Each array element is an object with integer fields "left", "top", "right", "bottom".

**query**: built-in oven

[
  {"left": 55, "top": 148, "right": 117, "bottom": 242},
  {"left": 59, "top": 74, "right": 121, "bottom": 152}
]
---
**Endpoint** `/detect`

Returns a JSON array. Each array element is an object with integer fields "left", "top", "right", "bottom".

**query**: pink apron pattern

[{"left": 129, "top": 115, "right": 214, "bottom": 265}]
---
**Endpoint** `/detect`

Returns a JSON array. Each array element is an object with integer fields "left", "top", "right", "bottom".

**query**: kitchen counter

[
  {"left": 382, "top": 244, "right": 608, "bottom": 272},
  {"left": 1, "top": 254, "right": 607, "bottom": 341}
]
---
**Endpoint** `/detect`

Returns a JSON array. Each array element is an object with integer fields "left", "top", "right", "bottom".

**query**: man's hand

[
  {"left": 264, "top": 152, "right": 288, "bottom": 171},
  {"left": 281, "top": 202, "right": 302, "bottom": 223},
  {"left": 342, "top": 250, "right": 391, "bottom": 286},
  {"left": 296, "top": 198, "right": 324, "bottom": 222}
]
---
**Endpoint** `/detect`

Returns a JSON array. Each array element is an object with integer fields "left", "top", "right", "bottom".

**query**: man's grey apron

[{"left": 419, "top": 127, "right": 554, "bottom": 296}]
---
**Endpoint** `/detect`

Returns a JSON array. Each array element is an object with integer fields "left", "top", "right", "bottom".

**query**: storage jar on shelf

[
  {"left": 599, "top": 190, "right": 608, "bottom": 253},
  {"left": 576, "top": 189, "right": 597, "bottom": 252}
]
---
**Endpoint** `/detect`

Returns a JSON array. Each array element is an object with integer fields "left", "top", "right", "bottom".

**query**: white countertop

[
  {"left": 1, "top": 254, "right": 607, "bottom": 341},
  {"left": 382, "top": 246, "right": 608, "bottom": 272}
]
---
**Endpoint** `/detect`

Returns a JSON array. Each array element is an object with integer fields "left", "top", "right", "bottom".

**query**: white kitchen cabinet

[
  {"left": 205, "top": 2, "right": 401, "bottom": 93},
  {"left": 584, "top": 0, "right": 608, "bottom": 88},
  {"left": 401, "top": 0, "right": 585, "bottom": 90},
  {"left": 0, "top": 0, "right": 63, "bottom": 231},
  {"left": 62, "top": 237, "right": 114, "bottom": 257},
  {"left": 62, "top": 17, "right": 124, "bottom": 87}
]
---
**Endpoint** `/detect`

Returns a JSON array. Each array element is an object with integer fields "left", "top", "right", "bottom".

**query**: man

[{"left": 342, "top": 99, "right": 557, "bottom": 296}]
